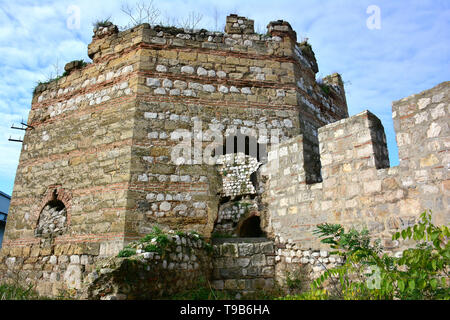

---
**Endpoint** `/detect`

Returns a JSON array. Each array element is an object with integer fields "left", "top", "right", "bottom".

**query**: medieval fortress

[{"left": 0, "top": 14, "right": 448, "bottom": 298}]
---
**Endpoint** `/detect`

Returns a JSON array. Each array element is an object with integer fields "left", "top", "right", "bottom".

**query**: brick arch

[{"left": 34, "top": 185, "right": 72, "bottom": 229}]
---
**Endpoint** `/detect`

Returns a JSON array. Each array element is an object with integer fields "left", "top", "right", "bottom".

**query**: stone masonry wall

[
  {"left": 214, "top": 200, "right": 259, "bottom": 236},
  {"left": 273, "top": 235, "right": 344, "bottom": 291},
  {"left": 1, "top": 13, "right": 446, "bottom": 299},
  {"left": 264, "top": 81, "right": 449, "bottom": 256}
]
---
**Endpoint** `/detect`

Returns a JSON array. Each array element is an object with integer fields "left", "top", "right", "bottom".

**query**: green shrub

[
  {"left": 285, "top": 270, "right": 304, "bottom": 291},
  {"left": 188, "top": 230, "right": 204, "bottom": 240},
  {"left": 277, "top": 290, "right": 328, "bottom": 300},
  {"left": 119, "top": 226, "right": 213, "bottom": 258},
  {"left": 144, "top": 244, "right": 162, "bottom": 254},
  {"left": 287, "top": 210, "right": 449, "bottom": 300},
  {"left": 139, "top": 226, "right": 164, "bottom": 243},
  {"left": 175, "top": 231, "right": 186, "bottom": 237},
  {"left": 319, "top": 83, "right": 331, "bottom": 96}
]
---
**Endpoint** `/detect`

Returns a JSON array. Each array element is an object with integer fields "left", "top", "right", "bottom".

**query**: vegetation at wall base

[{"left": 278, "top": 210, "right": 449, "bottom": 300}]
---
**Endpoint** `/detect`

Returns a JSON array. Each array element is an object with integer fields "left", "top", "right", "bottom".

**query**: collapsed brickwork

[{"left": 0, "top": 13, "right": 447, "bottom": 298}]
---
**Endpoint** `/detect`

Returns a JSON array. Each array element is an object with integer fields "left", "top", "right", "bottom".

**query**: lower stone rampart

[{"left": 211, "top": 238, "right": 275, "bottom": 296}]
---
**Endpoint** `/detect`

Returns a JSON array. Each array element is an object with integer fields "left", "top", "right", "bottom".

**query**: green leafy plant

[
  {"left": 278, "top": 290, "right": 328, "bottom": 300},
  {"left": 121, "top": 226, "right": 213, "bottom": 258},
  {"left": 288, "top": 211, "right": 449, "bottom": 300},
  {"left": 175, "top": 230, "right": 186, "bottom": 237},
  {"left": 136, "top": 226, "right": 171, "bottom": 256},
  {"left": 188, "top": 230, "right": 204, "bottom": 240},
  {"left": 0, "top": 275, "right": 63, "bottom": 300},
  {"left": 390, "top": 211, "right": 449, "bottom": 299},
  {"left": 285, "top": 269, "right": 307, "bottom": 292},
  {"left": 139, "top": 226, "right": 164, "bottom": 243},
  {"left": 316, "top": 77, "right": 332, "bottom": 97},
  {"left": 203, "top": 242, "right": 214, "bottom": 254},
  {"left": 319, "top": 83, "right": 331, "bottom": 96}
]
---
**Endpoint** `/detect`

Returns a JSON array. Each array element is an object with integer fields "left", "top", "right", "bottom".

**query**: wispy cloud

[{"left": 0, "top": 0, "right": 448, "bottom": 194}]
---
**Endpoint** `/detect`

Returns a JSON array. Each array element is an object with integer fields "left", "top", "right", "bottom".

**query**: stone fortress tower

[{"left": 0, "top": 14, "right": 447, "bottom": 298}]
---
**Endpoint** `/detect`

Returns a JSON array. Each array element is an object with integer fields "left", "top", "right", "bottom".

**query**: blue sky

[{"left": 0, "top": 0, "right": 449, "bottom": 195}]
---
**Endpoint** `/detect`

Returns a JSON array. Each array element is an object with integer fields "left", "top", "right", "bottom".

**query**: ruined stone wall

[
  {"left": 214, "top": 200, "right": 259, "bottom": 236},
  {"left": 273, "top": 235, "right": 344, "bottom": 292},
  {"left": 264, "top": 82, "right": 449, "bottom": 259},
  {"left": 211, "top": 238, "right": 275, "bottom": 296}
]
